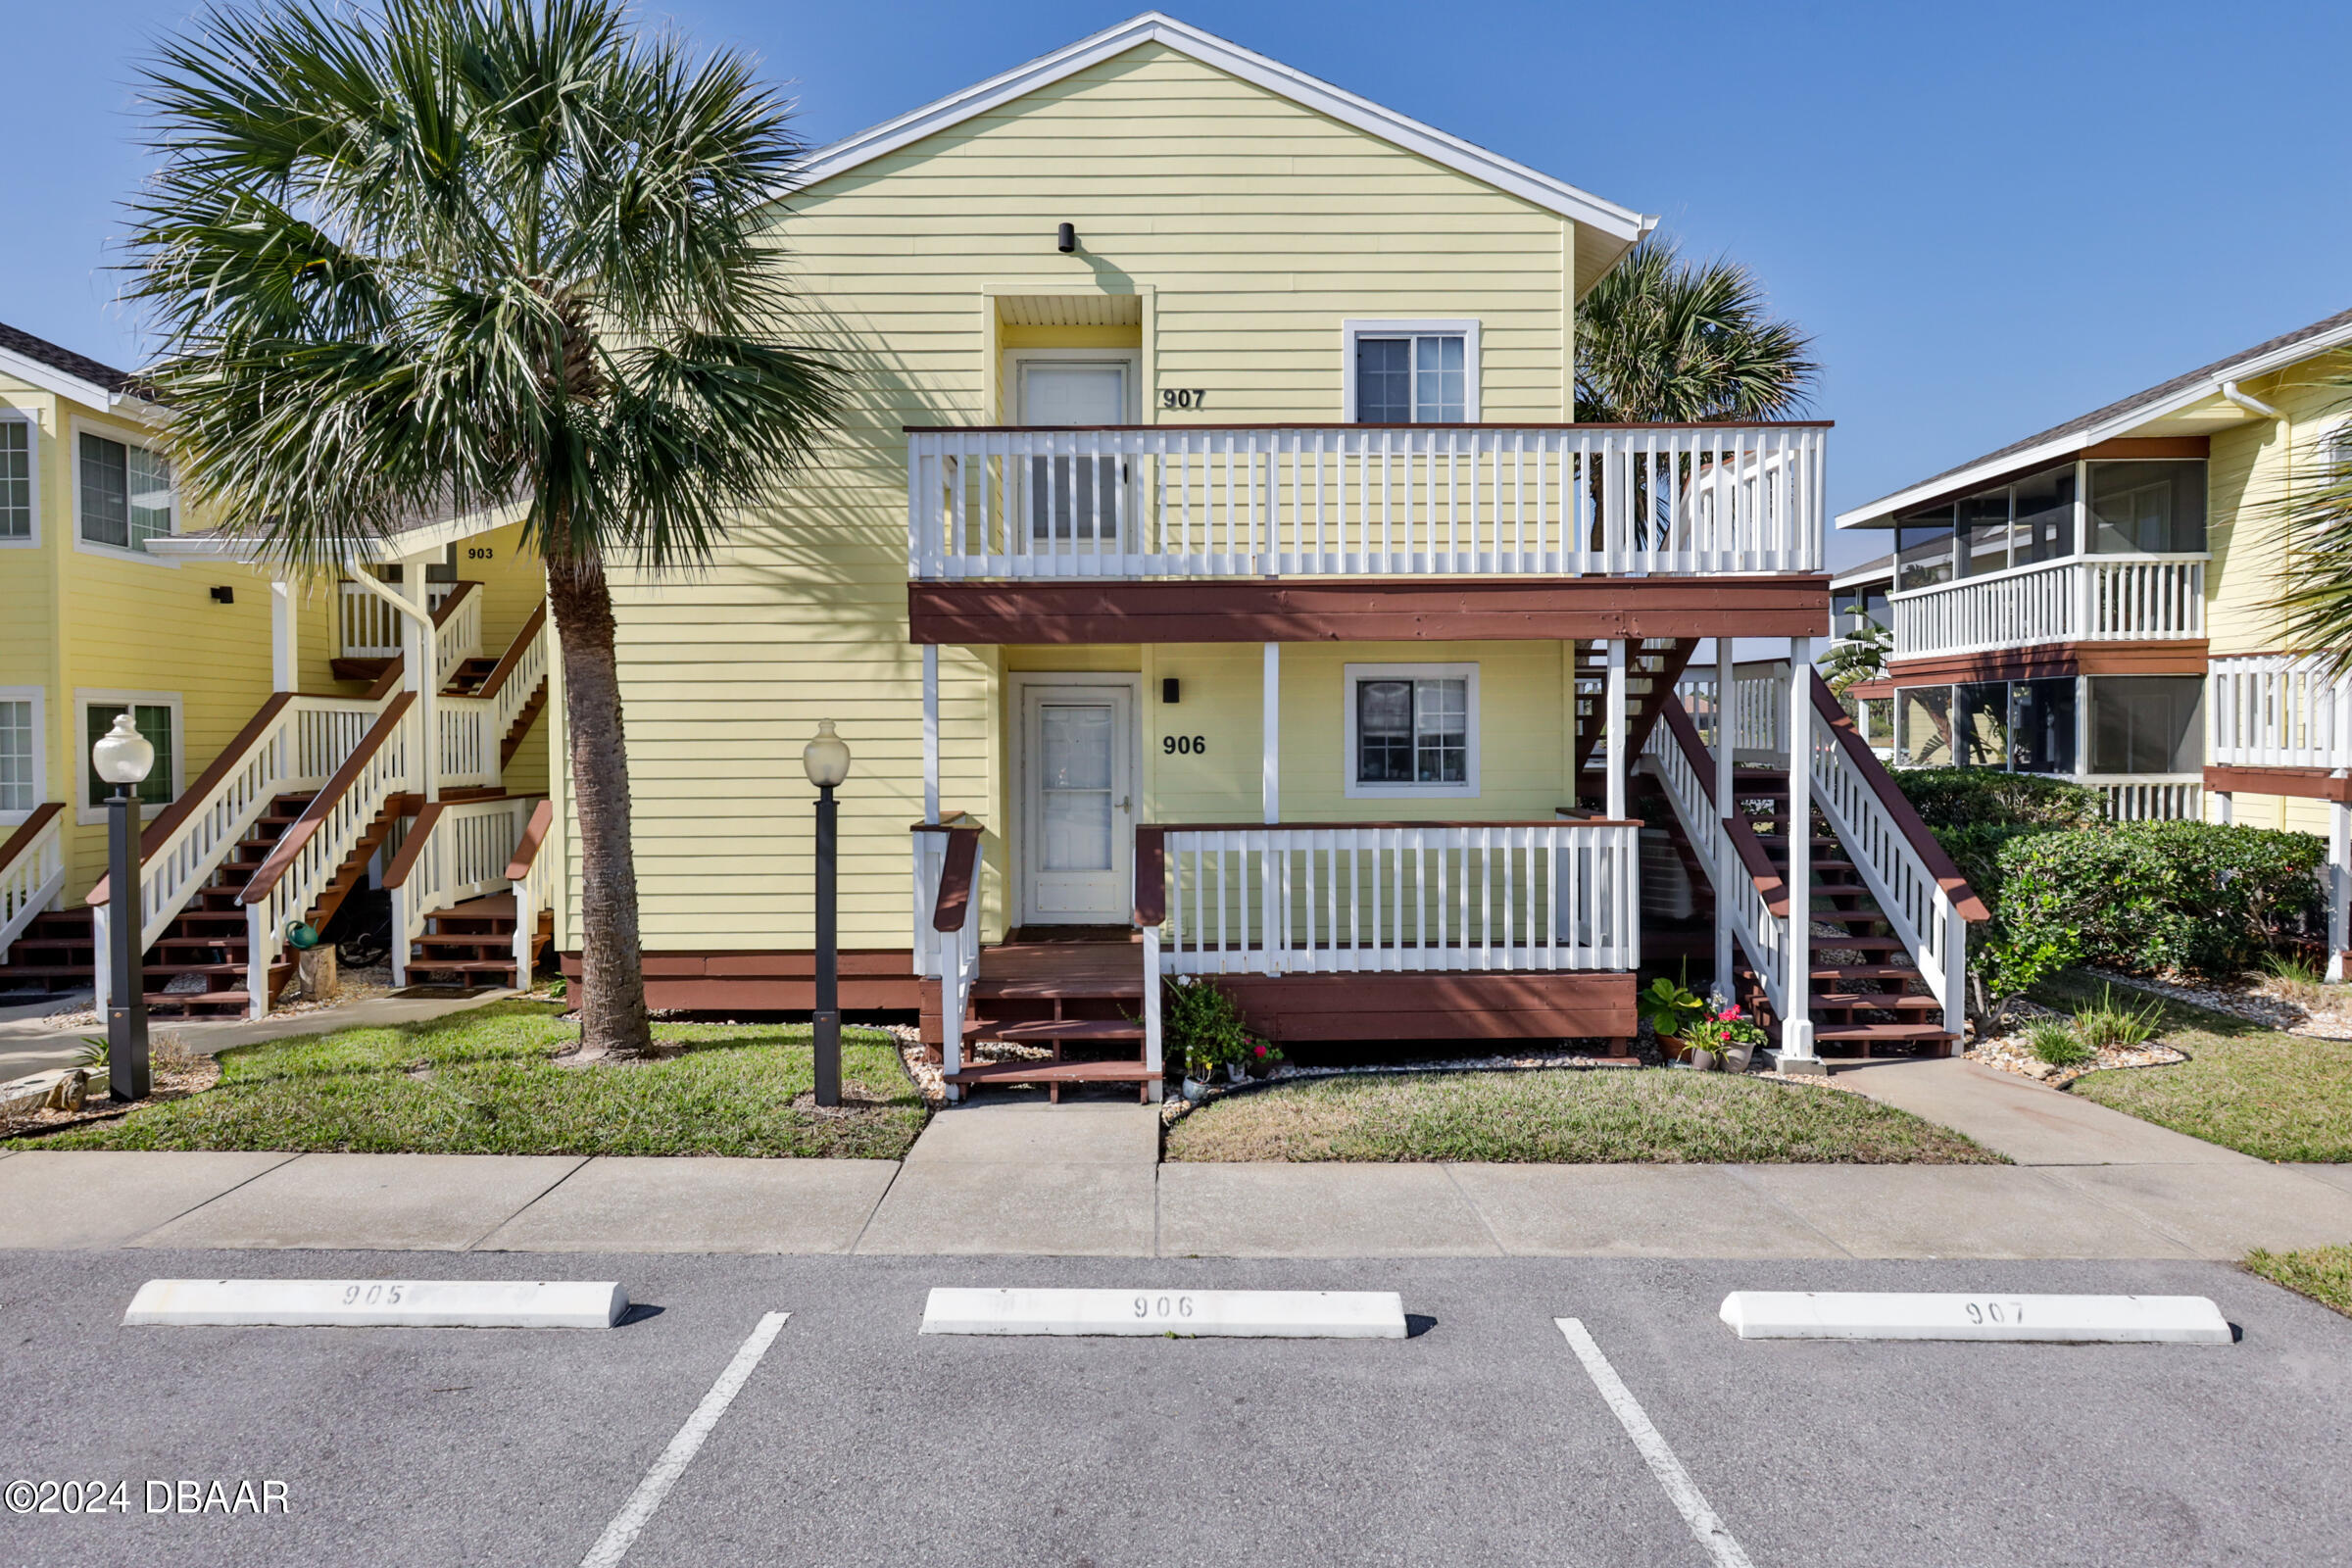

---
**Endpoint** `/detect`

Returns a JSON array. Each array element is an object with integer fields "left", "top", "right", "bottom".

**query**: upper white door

[
  {"left": 1020, "top": 682, "right": 1135, "bottom": 924},
  {"left": 1017, "top": 359, "right": 1131, "bottom": 545}
]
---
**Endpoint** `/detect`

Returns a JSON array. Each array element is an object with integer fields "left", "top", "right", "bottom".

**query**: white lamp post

[
  {"left": 803, "top": 720, "right": 853, "bottom": 1107},
  {"left": 93, "top": 712, "right": 155, "bottom": 1101}
]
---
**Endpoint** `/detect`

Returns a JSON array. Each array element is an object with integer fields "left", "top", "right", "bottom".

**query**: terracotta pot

[{"left": 1656, "top": 1033, "right": 1691, "bottom": 1063}]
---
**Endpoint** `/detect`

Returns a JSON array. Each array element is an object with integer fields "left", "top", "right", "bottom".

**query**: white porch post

[
  {"left": 2330, "top": 800, "right": 2351, "bottom": 984},
  {"left": 922, "top": 644, "right": 941, "bottom": 825},
  {"left": 2213, "top": 791, "right": 2233, "bottom": 825},
  {"left": 1776, "top": 635, "right": 1817, "bottom": 1067},
  {"left": 1261, "top": 642, "right": 1280, "bottom": 823},
  {"left": 270, "top": 581, "right": 300, "bottom": 693},
  {"left": 1604, "top": 639, "right": 1627, "bottom": 821},
  {"left": 1713, "top": 636, "right": 1736, "bottom": 995}
]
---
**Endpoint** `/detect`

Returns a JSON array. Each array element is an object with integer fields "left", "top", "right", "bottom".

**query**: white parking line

[
  {"left": 579, "top": 1311, "right": 790, "bottom": 1568},
  {"left": 1555, "top": 1318, "right": 1755, "bottom": 1568}
]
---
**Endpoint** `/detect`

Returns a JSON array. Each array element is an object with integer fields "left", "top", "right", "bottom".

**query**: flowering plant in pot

[
  {"left": 1639, "top": 974, "right": 1706, "bottom": 1060},
  {"left": 1164, "top": 977, "right": 1263, "bottom": 1097},
  {"left": 1681, "top": 998, "right": 1769, "bottom": 1072}
]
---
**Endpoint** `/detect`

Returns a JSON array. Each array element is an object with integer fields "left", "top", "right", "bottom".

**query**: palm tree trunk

[{"left": 546, "top": 552, "right": 653, "bottom": 1058}]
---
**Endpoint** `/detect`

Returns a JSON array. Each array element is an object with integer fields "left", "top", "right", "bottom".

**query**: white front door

[
  {"left": 1017, "top": 359, "right": 1130, "bottom": 543},
  {"left": 1021, "top": 682, "right": 1136, "bottom": 924}
]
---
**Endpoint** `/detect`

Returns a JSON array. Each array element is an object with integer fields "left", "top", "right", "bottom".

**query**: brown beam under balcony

[
  {"left": 2204, "top": 765, "right": 2352, "bottom": 804},
  {"left": 1887, "top": 640, "right": 2208, "bottom": 685},
  {"left": 908, "top": 575, "right": 1830, "bottom": 645}
]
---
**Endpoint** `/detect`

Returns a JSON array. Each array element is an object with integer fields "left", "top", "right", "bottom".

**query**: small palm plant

[
  {"left": 125, "top": 0, "right": 839, "bottom": 1057},
  {"left": 1574, "top": 238, "right": 1818, "bottom": 424},
  {"left": 2269, "top": 377, "right": 2352, "bottom": 675}
]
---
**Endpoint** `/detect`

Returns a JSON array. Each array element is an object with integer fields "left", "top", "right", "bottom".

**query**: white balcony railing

[
  {"left": 0, "top": 805, "right": 65, "bottom": 963},
  {"left": 2090, "top": 775, "right": 2203, "bottom": 821},
  {"left": 1143, "top": 821, "right": 1640, "bottom": 975},
  {"left": 1675, "top": 664, "right": 1791, "bottom": 760},
  {"left": 908, "top": 423, "right": 1827, "bottom": 580},
  {"left": 1890, "top": 555, "right": 2205, "bottom": 661},
  {"left": 2211, "top": 653, "right": 2352, "bottom": 770},
  {"left": 338, "top": 578, "right": 465, "bottom": 661}
]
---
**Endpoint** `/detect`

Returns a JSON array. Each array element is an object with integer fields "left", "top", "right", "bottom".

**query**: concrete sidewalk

[{"left": 8, "top": 1089, "right": 2352, "bottom": 1258}]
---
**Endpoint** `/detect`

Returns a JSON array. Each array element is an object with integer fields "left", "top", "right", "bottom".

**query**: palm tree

[
  {"left": 125, "top": 0, "right": 838, "bottom": 1056},
  {"left": 2271, "top": 376, "right": 2352, "bottom": 673},
  {"left": 1575, "top": 238, "right": 1818, "bottom": 422}
]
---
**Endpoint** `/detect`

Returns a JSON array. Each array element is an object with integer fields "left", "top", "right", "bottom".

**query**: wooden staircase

[
  {"left": 401, "top": 892, "right": 551, "bottom": 990},
  {"left": 1728, "top": 766, "right": 1958, "bottom": 1059},
  {"left": 1574, "top": 638, "right": 1700, "bottom": 797},
  {"left": 0, "top": 907, "right": 96, "bottom": 998},
  {"left": 943, "top": 937, "right": 1157, "bottom": 1102}
]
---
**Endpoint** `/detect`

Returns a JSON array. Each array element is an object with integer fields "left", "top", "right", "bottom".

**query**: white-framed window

[
  {"left": 0, "top": 416, "right": 33, "bottom": 545},
  {"left": 74, "top": 691, "right": 182, "bottom": 823},
  {"left": 73, "top": 422, "right": 175, "bottom": 560},
  {"left": 1342, "top": 318, "right": 1481, "bottom": 423},
  {"left": 1343, "top": 662, "right": 1480, "bottom": 798},
  {"left": 0, "top": 686, "right": 42, "bottom": 822}
]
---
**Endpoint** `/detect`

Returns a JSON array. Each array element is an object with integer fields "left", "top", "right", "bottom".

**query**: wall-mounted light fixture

[
  {"left": 210, "top": 585, "right": 235, "bottom": 605},
  {"left": 1161, "top": 677, "right": 1180, "bottom": 705},
  {"left": 1056, "top": 221, "right": 1076, "bottom": 254}
]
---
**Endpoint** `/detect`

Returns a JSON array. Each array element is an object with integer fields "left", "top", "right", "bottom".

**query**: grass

[
  {"left": 2026, "top": 1018, "right": 2093, "bottom": 1068},
  {"left": 1162, "top": 1068, "right": 2004, "bottom": 1164},
  {"left": 2034, "top": 971, "right": 2352, "bottom": 1162},
  {"left": 2245, "top": 1247, "right": 2352, "bottom": 1318},
  {"left": 22, "top": 1002, "right": 926, "bottom": 1159}
]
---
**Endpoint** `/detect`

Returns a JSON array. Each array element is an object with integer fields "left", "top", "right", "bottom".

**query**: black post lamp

[
  {"left": 94, "top": 712, "right": 155, "bottom": 1102},
  {"left": 803, "top": 720, "right": 853, "bottom": 1107}
]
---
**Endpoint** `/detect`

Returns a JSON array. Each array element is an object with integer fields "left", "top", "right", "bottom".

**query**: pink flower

[
  {"left": 1720, "top": 1004, "right": 1742, "bottom": 1020},
  {"left": 1253, "top": 1044, "right": 1268, "bottom": 1057}
]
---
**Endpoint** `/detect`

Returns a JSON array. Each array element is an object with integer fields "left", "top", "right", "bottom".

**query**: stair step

[
  {"left": 973, "top": 1018, "right": 1148, "bottom": 1045},
  {"left": 1812, "top": 1022, "right": 1961, "bottom": 1042},
  {"left": 1812, "top": 993, "right": 1942, "bottom": 1011},
  {"left": 1809, "top": 964, "right": 1925, "bottom": 981}
]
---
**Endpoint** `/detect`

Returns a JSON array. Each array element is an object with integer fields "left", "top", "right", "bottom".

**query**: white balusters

[
  {"left": 1151, "top": 822, "right": 1637, "bottom": 975},
  {"left": 0, "top": 807, "right": 65, "bottom": 962},
  {"left": 1890, "top": 556, "right": 2206, "bottom": 660},
  {"left": 909, "top": 424, "right": 1827, "bottom": 580},
  {"left": 2210, "top": 653, "right": 2352, "bottom": 769}
]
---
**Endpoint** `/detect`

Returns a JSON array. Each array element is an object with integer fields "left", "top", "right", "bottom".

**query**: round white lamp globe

[
  {"left": 93, "top": 711, "right": 156, "bottom": 788},
  {"left": 803, "top": 719, "right": 852, "bottom": 789}
]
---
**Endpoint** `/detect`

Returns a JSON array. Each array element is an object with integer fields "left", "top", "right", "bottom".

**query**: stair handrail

[
  {"left": 434, "top": 604, "right": 550, "bottom": 789},
  {"left": 1802, "top": 670, "right": 1985, "bottom": 1031},
  {"left": 383, "top": 795, "right": 534, "bottom": 985},
  {"left": 1642, "top": 692, "right": 1790, "bottom": 1015},
  {"left": 87, "top": 690, "right": 390, "bottom": 1006},
  {"left": 506, "top": 797, "right": 556, "bottom": 986},
  {"left": 238, "top": 694, "right": 419, "bottom": 1018},
  {"left": 433, "top": 580, "right": 483, "bottom": 688},
  {"left": 0, "top": 803, "right": 66, "bottom": 963}
]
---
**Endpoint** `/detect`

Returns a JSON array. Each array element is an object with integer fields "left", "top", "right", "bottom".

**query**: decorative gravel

[
  {"left": 1968, "top": 1012, "right": 2186, "bottom": 1089},
  {"left": 2081, "top": 966, "right": 2352, "bottom": 1043}
]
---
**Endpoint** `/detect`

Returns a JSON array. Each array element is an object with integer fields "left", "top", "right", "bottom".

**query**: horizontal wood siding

[{"left": 576, "top": 39, "right": 1585, "bottom": 954}]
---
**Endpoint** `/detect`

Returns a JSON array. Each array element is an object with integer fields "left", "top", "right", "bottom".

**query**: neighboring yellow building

[
  {"left": 0, "top": 321, "right": 555, "bottom": 1013},
  {"left": 1839, "top": 306, "right": 2352, "bottom": 969}
]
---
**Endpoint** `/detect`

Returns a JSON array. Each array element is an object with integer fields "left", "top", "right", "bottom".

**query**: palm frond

[{"left": 1576, "top": 237, "right": 1817, "bottom": 424}]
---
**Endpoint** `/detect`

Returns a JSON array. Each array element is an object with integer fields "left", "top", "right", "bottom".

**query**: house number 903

[
  {"left": 1163, "top": 735, "right": 1206, "bottom": 756},
  {"left": 1135, "top": 1295, "right": 1195, "bottom": 1319}
]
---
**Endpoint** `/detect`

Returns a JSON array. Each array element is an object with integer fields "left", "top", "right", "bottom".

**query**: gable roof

[
  {"left": 790, "top": 12, "right": 1654, "bottom": 272},
  {"left": 1839, "top": 306, "right": 2352, "bottom": 528},
  {"left": 0, "top": 319, "right": 158, "bottom": 408}
]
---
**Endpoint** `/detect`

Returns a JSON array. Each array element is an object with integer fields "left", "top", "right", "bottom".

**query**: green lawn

[
  {"left": 1163, "top": 1068, "right": 2003, "bottom": 1164},
  {"left": 25, "top": 1002, "right": 926, "bottom": 1159},
  {"left": 2035, "top": 972, "right": 2352, "bottom": 1162},
  {"left": 2245, "top": 1247, "right": 2352, "bottom": 1318}
]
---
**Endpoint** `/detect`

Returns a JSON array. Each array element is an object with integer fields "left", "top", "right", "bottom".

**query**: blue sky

[{"left": 5, "top": 1, "right": 2348, "bottom": 568}]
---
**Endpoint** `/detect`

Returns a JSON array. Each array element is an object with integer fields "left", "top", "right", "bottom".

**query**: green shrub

[
  {"left": 2072, "top": 985, "right": 2165, "bottom": 1050},
  {"left": 1160, "top": 977, "right": 1273, "bottom": 1078},
  {"left": 2026, "top": 1018, "right": 2093, "bottom": 1067},
  {"left": 1933, "top": 821, "right": 2044, "bottom": 908},
  {"left": 1890, "top": 768, "right": 2106, "bottom": 832},
  {"left": 1995, "top": 821, "right": 2326, "bottom": 976}
]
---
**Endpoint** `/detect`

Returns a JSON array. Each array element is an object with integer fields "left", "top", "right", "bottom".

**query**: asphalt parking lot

[{"left": 4, "top": 1250, "right": 2347, "bottom": 1567}]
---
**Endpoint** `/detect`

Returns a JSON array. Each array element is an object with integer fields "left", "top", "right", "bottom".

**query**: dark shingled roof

[
  {"left": 0, "top": 320, "right": 156, "bottom": 402},
  {"left": 1900, "top": 305, "right": 2352, "bottom": 498}
]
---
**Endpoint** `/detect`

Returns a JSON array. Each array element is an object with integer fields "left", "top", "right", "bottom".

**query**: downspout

[
  {"left": 2220, "top": 380, "right": 2283, "bottom": 420},
  {"left": 344, "top": 564, "right": 439, "bottom": 804}
]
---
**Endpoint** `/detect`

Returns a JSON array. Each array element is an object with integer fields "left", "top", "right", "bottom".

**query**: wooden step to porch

[
  {"left": 941, "top": 1057, "right": 1160, "bottom": 1104},
  {"left": 971, "top": 1017, "right": 1147, "bottom": 1046}
]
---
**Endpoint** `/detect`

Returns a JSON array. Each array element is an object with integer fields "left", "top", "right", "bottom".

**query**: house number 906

[
  {"left": 1135, "top": 1295, "right": 1195, "bottom": 1319},
  {"left": 1163, "top": 735, "right": 1206, "bottom": 756}
]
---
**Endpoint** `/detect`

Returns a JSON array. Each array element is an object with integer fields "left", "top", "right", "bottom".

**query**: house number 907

[
  {"left": 1163, "top": 735, "right": 1206, "bottom": 756},
  {"left": 1160, "top": 389, "right": 1206, "bottom": 410}
]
